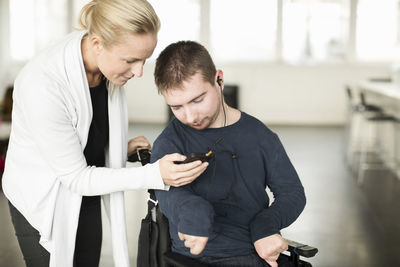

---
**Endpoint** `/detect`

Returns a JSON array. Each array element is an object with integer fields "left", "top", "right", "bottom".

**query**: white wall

[
  {"left": 0, "top": 0, "right": 11, "bottom": 95},
  {"left": 0, "top": 54, "right": 390, "bottom": 126},
  {"left": 125, "top": 61, "right": 390, "bottom": 126}
]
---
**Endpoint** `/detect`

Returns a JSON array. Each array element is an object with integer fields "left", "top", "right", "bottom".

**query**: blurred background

[{"left": 1, "top": 0, "right": 400, "bottom": 266}]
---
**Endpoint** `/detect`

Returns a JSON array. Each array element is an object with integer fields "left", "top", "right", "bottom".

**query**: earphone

[
  {"left": 216, "top": 75, "right": 226, "bottom": 127},
  {"left": 217, "top": 76, "right": 222, "bottom": 87}
]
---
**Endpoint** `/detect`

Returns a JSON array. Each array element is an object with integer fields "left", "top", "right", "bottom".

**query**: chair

[
  {"left": 344, "top": 86, "right": 383, "bottom": 172},
  {"left": 345, "top": 86, "right": 382, "bottom": 114},
  {"left": 344, "top": 86, "right": 400, "bottom": 183},
  {"left": 356, "top": 111, "right": 400, "bottom": 184},
  {"left": 129, "top": 150, "right": 318, "bottom": 267}
]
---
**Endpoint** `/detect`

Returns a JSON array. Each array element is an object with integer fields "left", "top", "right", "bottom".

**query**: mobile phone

[{"left": 174, "top": 151, "right": 213, "bottom": 164}]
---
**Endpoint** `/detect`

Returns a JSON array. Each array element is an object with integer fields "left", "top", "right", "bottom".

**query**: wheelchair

[{"left": 129, "top": 150, "right": 318, "bottom": 267}]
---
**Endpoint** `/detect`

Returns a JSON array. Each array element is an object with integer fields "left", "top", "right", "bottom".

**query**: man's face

[
  {"left": 95, "top": 32, "right": 157, "bottom": 86},
  {"left": 163, "top": 73, "right": 223, "bottom": 130}
]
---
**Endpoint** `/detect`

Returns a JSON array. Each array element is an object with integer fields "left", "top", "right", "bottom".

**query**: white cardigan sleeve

[{"left": 15, "top": 66, "right": 165, "bottom": 196}]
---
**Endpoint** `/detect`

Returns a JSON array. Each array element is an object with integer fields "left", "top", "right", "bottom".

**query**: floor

[{"left": 1, "top": 124, "right": 399, "bottom": 267}]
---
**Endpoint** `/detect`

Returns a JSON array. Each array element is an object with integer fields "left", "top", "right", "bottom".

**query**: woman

[{"left": 2, "top": 1, "right": 208, "bottom": 267}]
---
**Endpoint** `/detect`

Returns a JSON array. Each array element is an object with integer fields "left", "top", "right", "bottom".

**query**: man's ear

[{"left": 215, "top": 70, "right": 224, "bottom": 89}]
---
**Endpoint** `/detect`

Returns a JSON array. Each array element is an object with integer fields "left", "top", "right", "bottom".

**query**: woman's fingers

[
  {"left": 127, "top": 136, "right": 151, "bottom": 154},
  {"left": 172, "top": 164, "right": 209, "bottom": 186},
  {"left": 135, "top": 142, "right": 151, "bottom": 149},
  {"left": 162, "top": 153, "right": 206, "bottom": 170},
  {"left": 159, "top": 154, "right": 209, "bottom": 186},
  {"left": 170, "top": 162, "right": 208, "bottom": 186},
  {"left": 177, "top": 161, "right": 208, "bottom": 177},
  {"left": 129, "top": 136, "right": 150, "bottom": 145}
]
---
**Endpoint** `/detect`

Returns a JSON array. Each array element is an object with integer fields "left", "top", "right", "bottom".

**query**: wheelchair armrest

[
  {"left": 162, "top": 240, "right": 318, "bottom": 267},
  {"left": 284, "top": 238, "right": 318, "bottom": 258},
  {"left": 163, "top": 251, "right": 210, "bottom": 267}
]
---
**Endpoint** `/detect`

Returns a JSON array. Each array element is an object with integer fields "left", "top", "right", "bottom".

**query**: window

[
  {"left": 148, "top": 0, "right": 201, "bottom": 59},
  {"left": 282, "top": 0, "right": 350, "bottom": 64},
  {"left": 72, "top": 0, "right": 200, "bottom": 60},
  {"left": 73, "top": 0, "right": 90, "bottom": 28},
  {"left": 10, "top": 0, "right": 68, "bottom": 61},
  {"left": 8, "top": 0, "right": 400, "bottom": 64},
  {"left": 35, "top": 0, "right": 68, "bottom": 50},
  {"left": 210, "top": 0, "right": 278, "bottom": 62},
  {"left": 9, "top": 0, "right": 35, "bottom": 61},
  {"left": 356, "top": 0, "right": 400, "bottom": 61}
]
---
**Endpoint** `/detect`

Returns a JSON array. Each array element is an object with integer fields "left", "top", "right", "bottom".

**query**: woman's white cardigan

[{"left": 2, "top": 31, "right": 166, "bottom": 267}]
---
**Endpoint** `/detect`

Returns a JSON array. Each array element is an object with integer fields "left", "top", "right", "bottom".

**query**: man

[{"left": 150, "top": 41, "right": 306, "bottom": 267}]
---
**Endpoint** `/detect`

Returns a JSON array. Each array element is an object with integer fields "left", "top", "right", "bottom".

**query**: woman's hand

[
  {"left": 127, "top": 136, "right": 151, "bottom": 156},
  {"left": 159, "top": 153, "right": 208, "bottom": 187}
]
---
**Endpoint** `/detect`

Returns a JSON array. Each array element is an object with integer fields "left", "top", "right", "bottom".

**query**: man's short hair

[{"left": 154, "top": 41, "right": 216, "bottom": 94}]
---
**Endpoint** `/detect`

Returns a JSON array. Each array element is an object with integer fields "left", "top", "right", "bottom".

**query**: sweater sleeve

[
  {"left": 249, "top": 133, "right": 306, "bottom": 243},
  {"left": 14, "top": 71, "right": 165, "bottom": 195},
  {"left": 152, "top": 135, "right": 215, "bottom": 237},
  {"left": 155, "top": 187, "right": 214, "bottom": 237}
]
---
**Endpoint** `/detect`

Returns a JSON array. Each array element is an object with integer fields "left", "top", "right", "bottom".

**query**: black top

[
  {"left": 84, "top": 79, "right": 109, "bottom": 167},
  {"left": 82, "top": 79, "right": 109, "bottom": 203}
]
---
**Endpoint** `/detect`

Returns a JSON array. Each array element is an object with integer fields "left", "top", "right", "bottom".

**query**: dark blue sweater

[{"left": 151, "top": 112, "right": 306, "bottom": 258}]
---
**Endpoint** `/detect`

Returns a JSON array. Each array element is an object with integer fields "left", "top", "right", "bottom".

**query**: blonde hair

[
  {"left": 78, "top": 0, "right": 160, "bottom": 94},
  {"left": 78, "top": 0, "right": 160, "bottom": 48}
]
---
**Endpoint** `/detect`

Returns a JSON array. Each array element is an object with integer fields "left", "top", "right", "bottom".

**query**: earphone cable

[{"left": 218, "top": 78, "right": 227, "bottom": 127}]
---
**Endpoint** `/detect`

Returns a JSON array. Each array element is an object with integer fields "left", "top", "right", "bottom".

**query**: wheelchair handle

[
  {"left": 285, "top": 238, "right": 318, "bottom": 258},
  {"left": 127, "top": 149, "right": 151, "bottom": 166}
]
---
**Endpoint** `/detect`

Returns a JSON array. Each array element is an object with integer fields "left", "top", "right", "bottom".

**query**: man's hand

[
  {"left": 178, "top": 232, "right": 208, "bottom": 255},
  {"left": 159, "top": 154, "right": 208, "bottom": 187},
  {"left": 254, "top": 234, "right": 288, "bottom": 267},
  {"left": 127, "top": 136, "right": 151, "bottom": 156}
]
